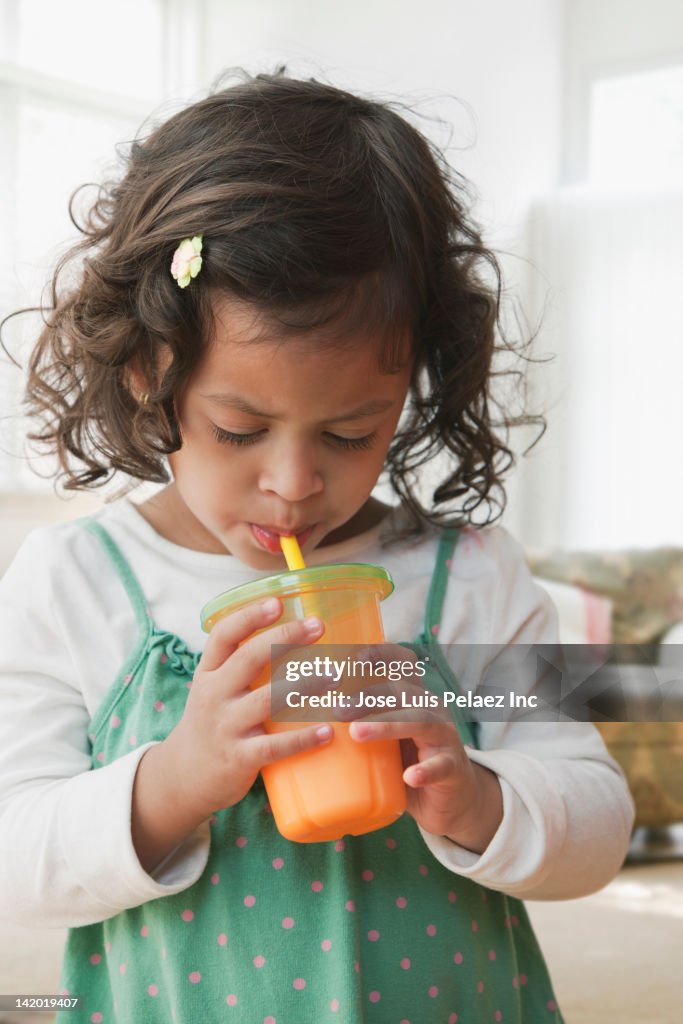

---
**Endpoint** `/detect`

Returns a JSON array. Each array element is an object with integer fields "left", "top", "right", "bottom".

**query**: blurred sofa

[{"left": 530, "top": 546, "right": 683, "bottom": 830}]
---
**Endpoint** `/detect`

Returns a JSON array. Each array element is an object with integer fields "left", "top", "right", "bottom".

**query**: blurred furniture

[{"left": 531, "top": 546, "right": 683, "bottom": 831}]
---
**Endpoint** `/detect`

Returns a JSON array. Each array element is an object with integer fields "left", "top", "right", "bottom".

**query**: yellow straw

[
  {"left": 280, "top": 534, "right": 307, "bottom": 570},
  {"left": 279, "top": 534, "right": 322, "bottom": 624}
]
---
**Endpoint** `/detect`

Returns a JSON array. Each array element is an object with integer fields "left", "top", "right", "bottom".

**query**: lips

[{"left": 250, "top": 523, "right": 315, "bottom": 554}]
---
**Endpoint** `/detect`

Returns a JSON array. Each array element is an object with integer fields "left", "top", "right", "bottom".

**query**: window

[
  {"left": 526, "top": 61, "right": 683, "bottom": 549},
  {"left": 0, "top": 0, "right": 203, "bottom": 490}
]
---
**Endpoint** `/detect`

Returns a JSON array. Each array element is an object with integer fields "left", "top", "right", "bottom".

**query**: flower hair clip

[{"left": 170, "top": 235, "right": 203, "bottom": 288}]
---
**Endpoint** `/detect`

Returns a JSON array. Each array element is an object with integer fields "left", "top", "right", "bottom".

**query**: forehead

[{"left": 194, "top": 297, "right": 411, "bottom": 406}]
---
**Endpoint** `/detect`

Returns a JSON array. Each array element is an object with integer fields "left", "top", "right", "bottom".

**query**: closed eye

[{"left": 211, "top": 424, "right": 376, "bottom": 451}]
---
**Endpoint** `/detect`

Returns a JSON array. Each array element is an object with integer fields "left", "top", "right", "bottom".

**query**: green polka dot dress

[{"left": 57, "top": 521, "right": 564, "bottom": 1023}]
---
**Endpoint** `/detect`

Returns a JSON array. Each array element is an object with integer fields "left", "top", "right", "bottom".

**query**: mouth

[{"left": 250, "top": 523, "right": 315, "bottom": 555}]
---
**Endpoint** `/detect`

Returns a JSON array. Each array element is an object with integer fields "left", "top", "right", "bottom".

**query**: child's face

[{"left": 166, "top": 298, "right": 412, "bottom": 568}]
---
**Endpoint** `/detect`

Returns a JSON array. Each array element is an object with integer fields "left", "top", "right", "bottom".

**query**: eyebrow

[{"left": 199, "top": 393, "right": 396, "bottom": 422}]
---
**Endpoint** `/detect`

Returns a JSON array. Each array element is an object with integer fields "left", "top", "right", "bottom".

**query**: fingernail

[
  {"left": 261, "top": 598, "right": 280, "bottom": 614},
  {"left": 316, "top": 725, "right": 332, "bottom": 741},
  {"left": 303, "top": 616, "right": 322, "bottom": 634}
]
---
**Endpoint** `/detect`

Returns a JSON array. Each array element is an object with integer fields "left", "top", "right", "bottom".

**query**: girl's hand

[
  {"left": 342, "top": 644, "right": 504, "bottom": 853},
  {"left": 163, "top": 598, "right": 331, "bottom": 820}
]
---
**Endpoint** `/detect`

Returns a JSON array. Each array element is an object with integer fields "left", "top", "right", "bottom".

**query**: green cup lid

[{"left": 200, "top": 562, "right": 393, "bottom": 633}]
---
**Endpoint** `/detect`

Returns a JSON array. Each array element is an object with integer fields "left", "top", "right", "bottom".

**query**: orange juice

[{"left": 200, "top": 564, "right": 407, "bottom": 842}]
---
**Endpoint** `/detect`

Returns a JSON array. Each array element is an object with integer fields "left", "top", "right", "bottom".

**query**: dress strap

[
  {"left": 415, "top": 528, "right": 460, "bottom": 646},
  {"left": 83, "top": 519, "right": 151, "bottom": 632}
]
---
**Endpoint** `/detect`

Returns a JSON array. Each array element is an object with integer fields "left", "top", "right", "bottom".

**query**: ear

[{"left": 124, "top": 359, "right": 152, "bottom": 403}]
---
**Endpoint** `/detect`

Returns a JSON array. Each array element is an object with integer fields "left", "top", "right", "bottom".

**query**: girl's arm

[
  {"left": 417, "top": 527, "right": 635, "bottom": 900},
  {"left": 0, "top": 527, "right": 211, "bottom": 928}
]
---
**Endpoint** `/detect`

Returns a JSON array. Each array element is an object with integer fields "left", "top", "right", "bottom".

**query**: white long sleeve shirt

[{"left": 0, "top": 499, "right": 634, "bottom": 928}]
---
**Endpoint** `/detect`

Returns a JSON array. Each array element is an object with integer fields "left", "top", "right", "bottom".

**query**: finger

[
  {"left": 403, "top": 751, "right": 460, "bottom": 788},
  {"left": 348, "top": 716, "right": 459, "bottom": 745},
  {"left": 199, "top": 598, "right": 284, "bottom": 672},
  {"left": 250, "top": 722, "right": 334, "bottom": 767},
  {"left": 334, "top": 679, "right": 440, "bottom": 721},
  {"left": 235, "top": 670, "right": 338, "bottom": 732},
  {"left": 221, "top": 615, "right": 325, "bottom": 697}
]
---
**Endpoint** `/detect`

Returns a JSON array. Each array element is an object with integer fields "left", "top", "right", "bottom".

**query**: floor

[{"left": 0, "top": 828, "right": 681, "bottom": 1024}]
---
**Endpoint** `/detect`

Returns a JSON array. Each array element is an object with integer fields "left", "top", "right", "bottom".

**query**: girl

[{"left": 0, "top": 72, "right": 634, "bottom": 1023}]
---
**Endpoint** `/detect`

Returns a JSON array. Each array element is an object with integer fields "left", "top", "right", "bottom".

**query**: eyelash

[{"left": 211, "top": 425, "right": 376, "bottom": 451}]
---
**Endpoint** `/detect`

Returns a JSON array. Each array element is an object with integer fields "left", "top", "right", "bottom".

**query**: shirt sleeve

[
  {"left": 0, "top": 528, "right": 210, "bottom": 929},
  {"left": 418, "top": 527, "right": 635, "bottom": 899}
]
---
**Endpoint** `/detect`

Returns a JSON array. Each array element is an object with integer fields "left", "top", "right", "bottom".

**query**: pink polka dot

[
  {"left": 244, "top": 895, "right": 256, "bottom": 907},
  {"left": 368, "top": 929, "right": 380, "bottom": 941},
  {"left": 129, "top": 735, "right": 137, "bottom": 746},
  {"left": 159, "top": 653, "right": 168, "bottom": 664},
  {"left": 60, "top": 990, "right": 69, "bottom": 996},
  {"left": 512, "top": 977, "right": 519, "bottom": 989},
  {"left": 272, "top": 857, "right": 284, "bottom": 870},
  {"left": 361, "top": 869, "right": 374, "bottom": 881},
  {"left": 504, "top": 916, "right": 511, "bottom": 928},
  {"left": 345, "top": 900, "right": 355, "bottom": 912},
  {"left": 446, "top": 558, "right": 452, "bottom": 569},
  {"left": 104, "top": 942, "right": 111, "bottom": 953},
  {"left": 153, "top": 700, "right": 164, "bottom": 712},
  {"left": 188, "top": 971, "right": 201, "bottom": 984},
  {"left": 119, "top": 963, "right": 126, "bottom": 976},
  {"left": 311, "top": 880, "right": 323, "bottom": 892},
  {"left": 226, "top": 994, "right": 237, "bottom": 1007},
  {"left": 495, "top": 1012, "right": 503, "bottom": 1022},
  {"left": 89, "top": 954, "right": 101, "bottom": 965},
  {"left": 263, "top": 1017, "right": 275, "bottom": 1024},
  {"left": 334, "top": 839, "right": 345, "bottom": 852},
  {"left": 419, "top": 864, "right": 429, "bottom": 876},
  {"left": 454, "top": 952, "right": 464, "bottom": 965},
  {"left": 429, "top": 985, "right": 439, "bottom": 998},
  {"left": 236, "top": 836, "right": 247, "bottom": 848},
  {"left": 111, "top": 715, "right": 121, "bottom": 728},
  {"left": 519, "top": 974, "right": 528, "bottom": 986},
  {"left": 477, "top": 980, "right": 484, "bottom": 994},
  {"left": 448, "top": 890, "right": 457, "bottom": 903},
  {"left": 427, "top": 924, "right": 437, "bottom": 936},
  {"left": 181, "top": 909, "right": 194, "bottom": 922},
  {"left": 396, "top": 896, "right": 407, "bottom": 909},
  {"left": 369, "top": 991, "right": 381, "bottom": 1003},
  {"left": 354, "top": 961, "right": 360, "bottom": 973},
  {"left": 123, "top": 674, "right": 132, "bottom": 685},
  {"left": 489, "top": 949, "right": 497, "bottom": 960},
  {"left": 211, "top": 873, "right": 220, "bottom": 885},
  {"left": 253, "top": 955, "right": 266, "bottom": 968},
  {"left": 321, "top": 939, "right": 332, "bottom": 951},
  {"left": 386, "top": 837, "right": 397, "bottom": 849},
  {"left": 449, "top": 1015, "right": 459, "bottom": 1024},
  {"left": 547, "top": 1000, "right": 557, "bottom": 1012},
  {"left": 148, "top": 984, "right": 158, "bottom": 997},
  {"left": 96, "top": 752, "right": 104, "bottom": 763},
  {"left": 471, "top": 919, "right": 479, "bottom": 932},
  {"left": 512, "top": 915, "right": 520, "bottom": 927},
  {"left": 293, "top": 978, "right": 306, "bottom": 990},
  {"left": 330, "top": 1000, "right": 340, "bottom": 1012},
  {"left": 400, "top": 957, "right": 411, "bottom": 970},
  {"left": 264, "top": 802, "right": 272, "bottom": 814},
  {"left": 91, "top": 1015, "right": 103, "bottom": 1023},
  {"left": 431, "top": 623, "right": 440, "bottom": 636},
  {"left": 217, "top": 933, "right": 228, "bottom": 946},
  {"left": 282, "top": 917, "right": 295, "bottom": 929}
]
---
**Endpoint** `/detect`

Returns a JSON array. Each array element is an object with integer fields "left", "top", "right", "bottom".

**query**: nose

[{"left": 258, "top": 443, "right": 324, "bottom": 503}]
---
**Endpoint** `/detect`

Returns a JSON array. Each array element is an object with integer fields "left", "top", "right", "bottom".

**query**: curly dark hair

[{"left": 9, "top": 70, "right": 543, "bottom": 538}]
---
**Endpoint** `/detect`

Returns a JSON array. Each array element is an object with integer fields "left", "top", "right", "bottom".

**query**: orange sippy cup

[{"left": 200, "top": 557, "right": 407, "bottom": 843}]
